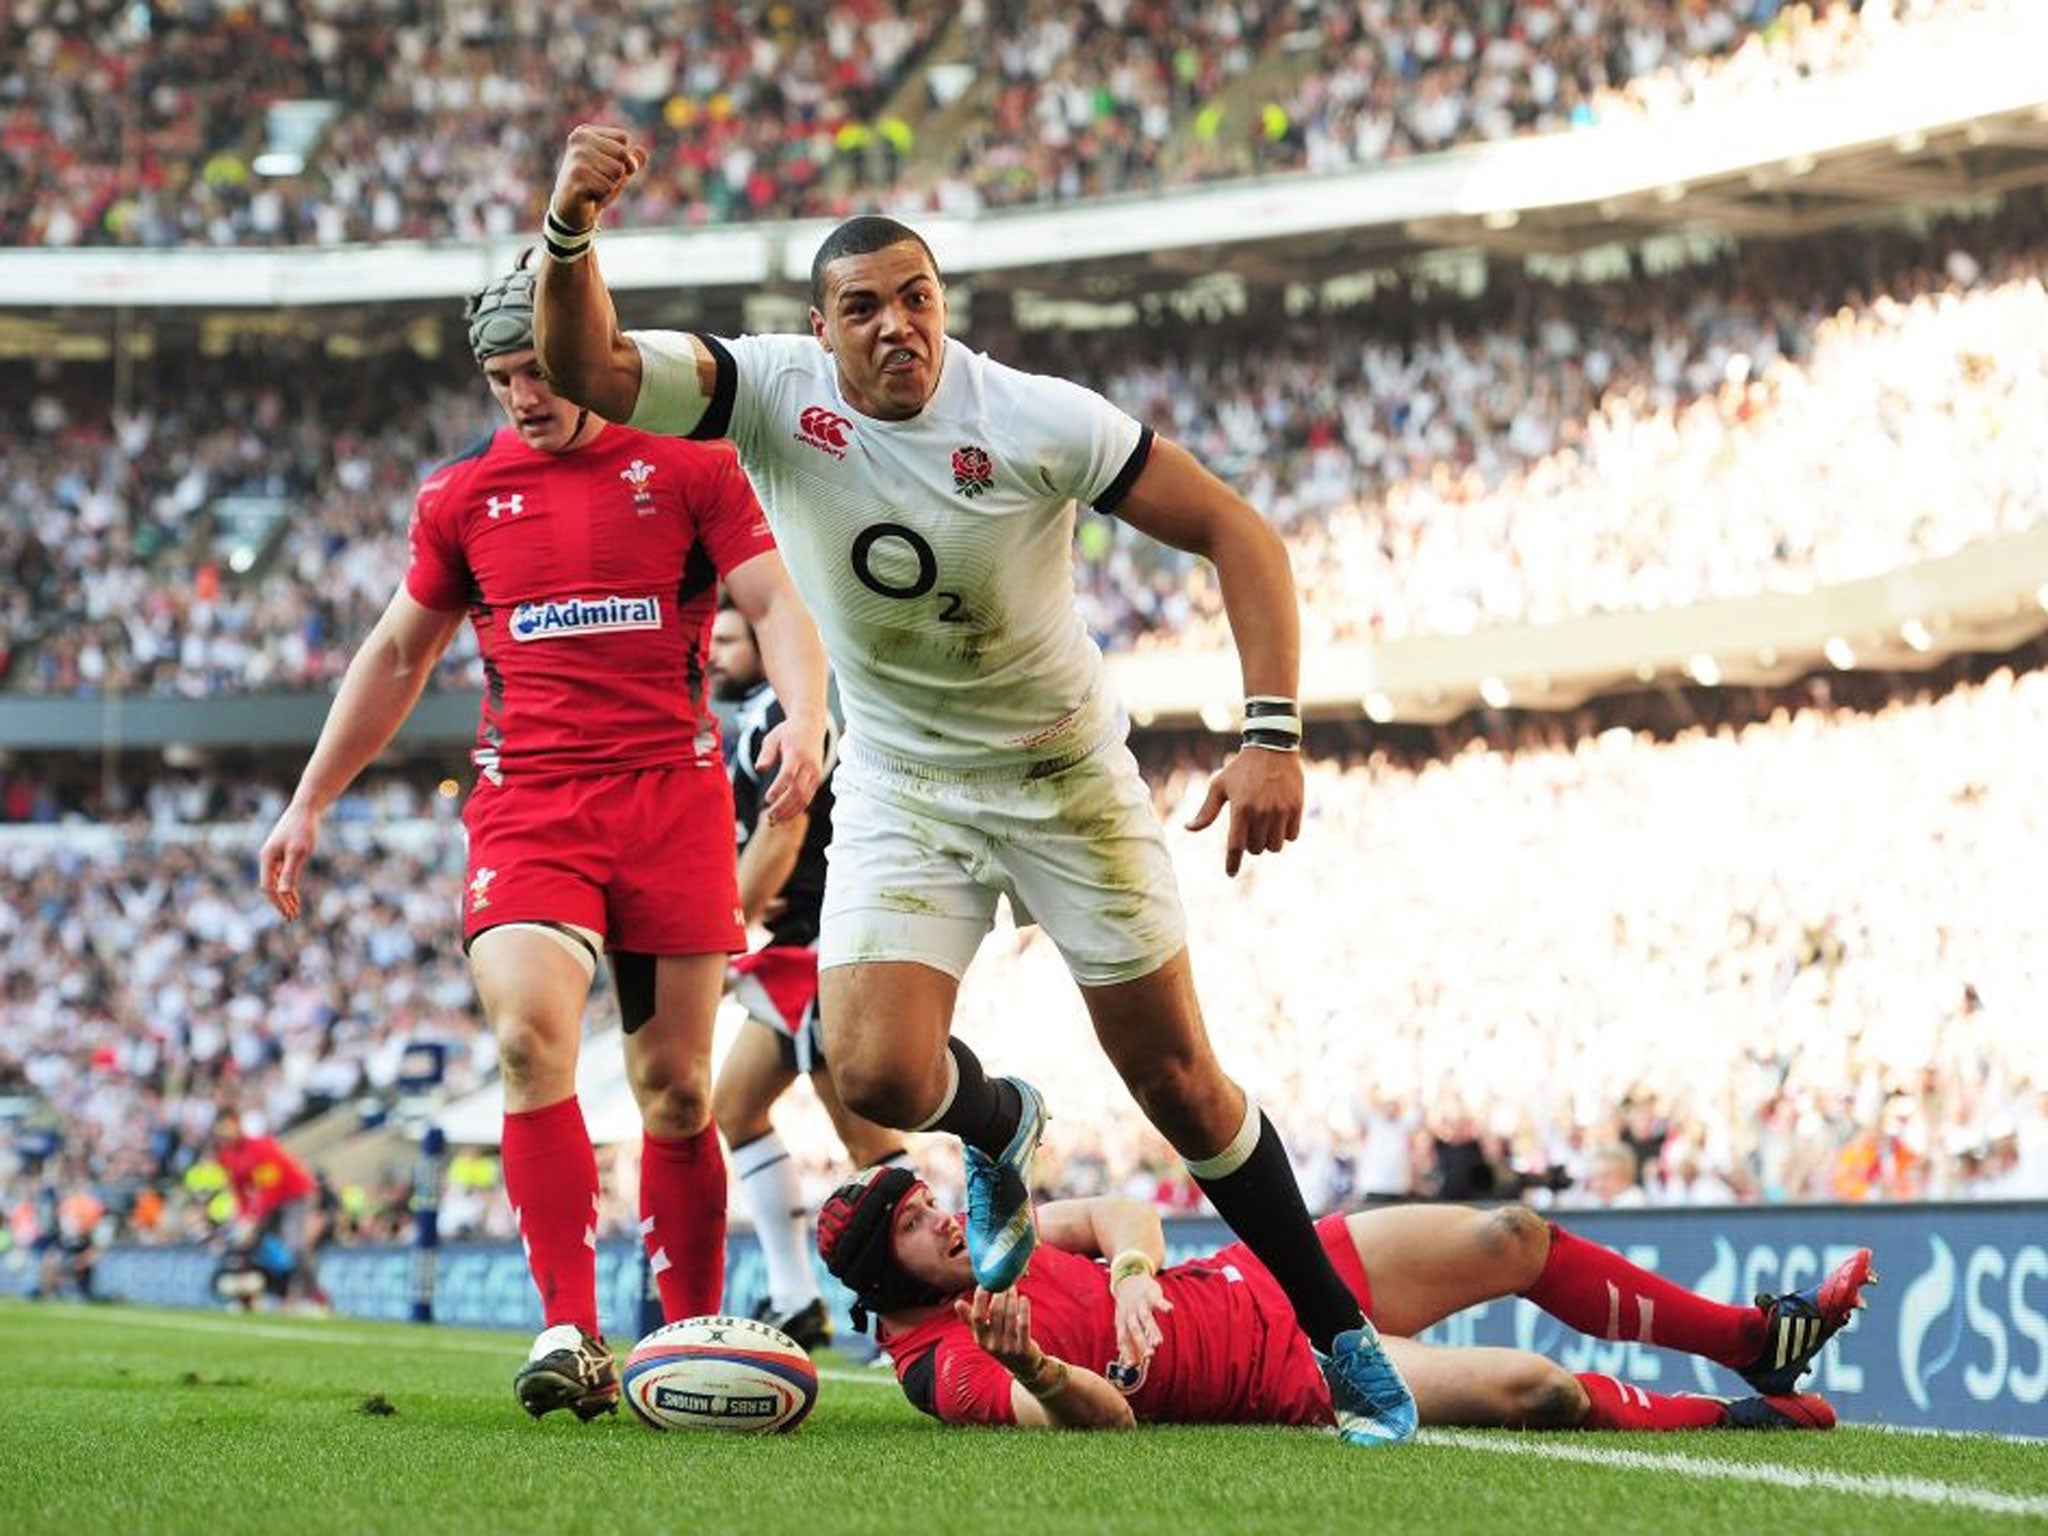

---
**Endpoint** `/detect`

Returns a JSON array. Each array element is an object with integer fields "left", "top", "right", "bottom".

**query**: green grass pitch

[{"left": 5, "top": 1301, "right": 2044, "bottom": 1536}]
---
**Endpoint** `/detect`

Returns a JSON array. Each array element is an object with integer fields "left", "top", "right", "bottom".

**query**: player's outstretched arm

[
  {"left": 259, "top": 588, "right": 463, "bottom": 920},
  {"left": 726, "top": 550, "right": 831, "bottom": 825},
  {"left": 1114, "top": 437, "right": 1305, "bottom": 875},
  {"left": 1036, "top": 1197, "right": 1163, "bottom": 1263},
  {"left": 734, "top": 808, "right": 807, "bottom": 929},
  {"left": 1039, "top": 1197, "right": 1176, "bottom": 1371},
  {"left": 960, "top": 1288, "right": 1136, "bottom": 1429},
  {"left": 534, "top": 124, "right": 652, "bottom": 424}
]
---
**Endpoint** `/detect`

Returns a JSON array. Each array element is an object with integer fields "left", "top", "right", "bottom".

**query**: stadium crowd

[
  {"left": 1057, "top": 206, "right": 2048, "bottom": 648},
  {"left": 922, "top": 0, "right": 2035, "bottom": 209},
  {"left": 9, "top": 201, "right": 2048, "bottom": 698},
  {"left": 1253, "top": 0, "right": 2033, "bottom": 185},
  {"left": 4, "top": 1, "right": 2027, "bottom": 247},
  {"left": 5, "top": 660, "right": 2046, "bottom": 1265},
  {"left": 0, "top": 787, "right": 491, "bottom": 1256}
]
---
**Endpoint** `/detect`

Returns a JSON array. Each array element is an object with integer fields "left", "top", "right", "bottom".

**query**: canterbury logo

[
  {"left": 485, "top": 493, "right": 526, "bottom": 520},
  {"left": 795, "top": 406, "right": 852, "bottom": 458}
]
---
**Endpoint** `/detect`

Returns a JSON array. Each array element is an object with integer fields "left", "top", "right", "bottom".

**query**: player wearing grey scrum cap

[{"left": 259, "top": 254, "right": 832, "bottom": 1423}]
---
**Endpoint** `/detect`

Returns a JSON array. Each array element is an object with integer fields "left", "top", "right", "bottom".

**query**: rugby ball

[{"left": 622, "top": 1314, "right": 819, "bottom": 1433}]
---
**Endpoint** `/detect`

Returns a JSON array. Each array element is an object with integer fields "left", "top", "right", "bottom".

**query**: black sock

[
  {"left": 1191, "top": 1113, "right": 1363, "bottom": 1353},
  {"left": 925, "top": 1037, "right": 1022, "bottom": 1156}
]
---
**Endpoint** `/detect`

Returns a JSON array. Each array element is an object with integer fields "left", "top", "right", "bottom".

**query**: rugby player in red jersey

[
  {"left": 258, "top": 254, "right": 829, "bottom": 1422},
  {"left": 209, "top": 1107, "right": 331, "bottom": 1310},
  {"left": 818, "top": 1167, "right": 1872, "bottom": 1434}
]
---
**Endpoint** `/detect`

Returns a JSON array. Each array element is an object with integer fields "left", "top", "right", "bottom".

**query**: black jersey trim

[
  {"left": 689, "top": 334, "right": 740, "bottom": 442},
  {"left": 1090, "top": 425, "right": 1155, "bottom": 516},
  {"left": 429, "top": 431, "right": 496, "bottom": 476},
  {"left": 898, "top": 1346, "right": 941, "bottom": 1419}
]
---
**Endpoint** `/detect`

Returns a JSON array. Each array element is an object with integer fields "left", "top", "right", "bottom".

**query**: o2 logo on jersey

[
  {"left": 796, "top": 406, "right": 852, "bottom": 459},
  {"left": 850, "top": 522, "right": 966, "bottom": 622},
  {"left": 951, "top": 445, "right": 994, "bottom": 498}
]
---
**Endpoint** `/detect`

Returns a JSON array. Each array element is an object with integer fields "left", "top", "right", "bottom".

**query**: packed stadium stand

[
  {"left": 9, "top": 0, "right": 2029, "bottom": 243},
  {"left": 5, "top": 0, "right": 2048, "bottom": 1273}
]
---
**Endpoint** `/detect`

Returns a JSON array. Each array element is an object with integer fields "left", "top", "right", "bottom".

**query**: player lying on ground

[{"left": 818, "top": 1167, "right": 1873, "bottom": 1433}]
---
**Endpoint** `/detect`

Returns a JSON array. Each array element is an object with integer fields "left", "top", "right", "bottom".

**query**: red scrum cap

[{"left": 815, "top": 1164, "right": 952, "bottom": 1331}]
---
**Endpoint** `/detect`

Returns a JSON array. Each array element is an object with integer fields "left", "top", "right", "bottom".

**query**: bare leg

[
  {"left": 1081, "top": 949, "right": 1241, "bottom": 1153},
  {"left": 626, "top": 951, "right": 734, "bottom": 1320},
  {"left": 1341, "top": 1203, "right": 1551, "bottom": 1337},
  {"left": 621, "top": 951, "right": 729, "bottom": 1135},
  {"left": 470, "top": 925, "right": 593, "bottom": 1111},
  {"left": 811, "top": 1062, "right": 913, "bottom": 1169},
  {"left": 710, "top": 1020, "right": 801, "bottom": 1146},
  {"left": 1382, "top": 1336, "right": 1588, "bottom": 1428},
  {"left": 818, "top": 960, "right": 960, "bottom": 1128}
]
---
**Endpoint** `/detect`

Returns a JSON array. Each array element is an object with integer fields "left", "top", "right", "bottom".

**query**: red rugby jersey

[
  {"left": 881, "top": 1235, "right": 1332, "bottom": 1428},
  {"left": 407, "top": 424, "right": 775, "bottom": 782},
  {"left": 217, "top": 1135, "right": 318, "bottom": 1223}
]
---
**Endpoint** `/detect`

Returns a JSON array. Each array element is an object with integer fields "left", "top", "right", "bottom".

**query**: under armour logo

[{"left": 485, "top": 493, "right": 526, "bottom": 520}]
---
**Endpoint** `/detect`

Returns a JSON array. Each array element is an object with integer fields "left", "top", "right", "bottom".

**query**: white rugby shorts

[{"left": 818, "top": 741, "right": 1188, "bottom": 987}]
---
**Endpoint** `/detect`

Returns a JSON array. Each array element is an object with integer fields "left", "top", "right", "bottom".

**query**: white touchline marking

[
  {"left": 1867, "top": 1422, "right": 2048, "bottom": 1449},
  {"left": 814, "top": 1365, "right": 902, "bottom": 1389},
  {"left": 47, "top": 1306, "right": 513, "bottom": 1355},
  {"left": 1421, "top": 1431, "right": 2048, "bottom": 1520}
]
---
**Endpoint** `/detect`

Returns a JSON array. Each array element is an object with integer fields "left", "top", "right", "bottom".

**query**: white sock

[{"left": 731, "top": 1130, "right": 817, "bottom": 1315}]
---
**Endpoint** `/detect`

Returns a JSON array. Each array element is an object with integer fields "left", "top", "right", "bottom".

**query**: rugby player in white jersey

[{"left": 531, "top": 124, "right": 1415, "bottom": 1445}]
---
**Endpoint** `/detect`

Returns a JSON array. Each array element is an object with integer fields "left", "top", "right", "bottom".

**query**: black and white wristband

[
  {"left": 542, "top": 207, "right": 595, "bottom": 263},
  {"left": 1242, "top": 695, "right": 1302, "bottom": 753}
]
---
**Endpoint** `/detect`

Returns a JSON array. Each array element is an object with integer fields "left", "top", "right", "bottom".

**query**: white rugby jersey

[{"left": 629, "top": 331, "right": 1153, "bottom": 778}]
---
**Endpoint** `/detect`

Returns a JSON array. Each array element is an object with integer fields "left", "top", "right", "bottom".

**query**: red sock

[
  {"left": 1575, "top": 1373, "right": 1729, "bottom": 1430},
  {"left": 501, "top": 1096, "right": 600, "bottom": 1334},
  {"left": 1524, "top": 1224, "right": 1762, "bottom": 1367},
  {"left": 641, "top": 1124, "right": 728, "bottom": 1322}
]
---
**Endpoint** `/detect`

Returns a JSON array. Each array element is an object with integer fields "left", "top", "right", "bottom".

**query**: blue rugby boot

[
  {"left": 1318, "top": 1320, "right": 1418, "bottom": 1446},
  {"left": 963, "top": 1077, "right": 1046, "bottom": 1292},
  {"left": 1740, "top": 1247, "right": 1875, "bottom": 1395}
]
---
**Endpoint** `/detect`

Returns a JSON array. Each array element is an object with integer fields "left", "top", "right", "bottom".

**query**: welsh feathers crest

[{"left": 621, "top": 458, "right": 657, "bottom": 508}]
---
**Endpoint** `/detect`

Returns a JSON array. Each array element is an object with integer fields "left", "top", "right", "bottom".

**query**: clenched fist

[{"left": 549, "top": 124, "right": 649, "bottom": 232}]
